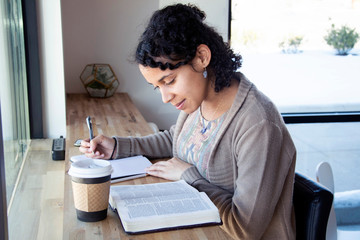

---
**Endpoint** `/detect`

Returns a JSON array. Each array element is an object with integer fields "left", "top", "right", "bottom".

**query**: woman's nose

[{"left": 160, "top": 88, "right": 174, "bottom": 103}]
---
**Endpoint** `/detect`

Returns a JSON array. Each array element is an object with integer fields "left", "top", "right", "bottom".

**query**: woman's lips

[{"left": 175, "top": 99, "right": 185, "bottom": 110}]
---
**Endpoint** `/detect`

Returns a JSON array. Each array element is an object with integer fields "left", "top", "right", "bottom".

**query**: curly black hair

[{"left": 135, "top": 4, "right": 242, "bottom": 92}]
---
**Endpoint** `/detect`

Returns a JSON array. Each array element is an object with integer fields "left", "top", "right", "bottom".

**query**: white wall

[
  {"left": 62, "top": 0, "right": 229, "bottom": 130},
  {"left": 37, "top": 0, "right": 66, "bottom": 138}
]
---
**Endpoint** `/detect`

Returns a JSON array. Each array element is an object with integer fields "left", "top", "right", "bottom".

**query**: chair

[
  {"left": 148, "top": 122, "right": 159, "bottom": 133},
  {"left": 316, "top": 161, "right": 337, "bottom": 240},
  {"left": 316, "top": 161, "right": 360, "bottom": 240},
  {"left": 293, "top": 172, "right": 333, "bottom": 240}
]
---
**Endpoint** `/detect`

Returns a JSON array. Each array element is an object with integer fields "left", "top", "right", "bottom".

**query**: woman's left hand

[{"left": 145, "top": 157, "right": 192, "bottom": 181}]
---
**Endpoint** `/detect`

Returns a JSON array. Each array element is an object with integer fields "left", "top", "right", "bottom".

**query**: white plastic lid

[{"left": 68, "top": 159, "right": 113, "bottom": 178}]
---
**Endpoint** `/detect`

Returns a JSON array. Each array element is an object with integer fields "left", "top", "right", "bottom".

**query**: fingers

[
  {"left": 146, "top": 161, "right": 167, "bottom": 171},
  {"left": 79, "top": 146, "right": 91, "bottom": 155},
  {"left": 145, "top": 158, "right": 192, "bottom": 181},
  {"left": 145, "top": 161, "right": 168, "bottom": 177},
  {"left": 88, "top": 135, "right": 103, "bottom": 153},
  {"left": 80, "top": 138, "right": 90, "bottom": 146},
  {"left": 78, "top": 134, "right": 115, "bottom": 160},
  {"left": 78, "top": 136, "right": 102, "bottom": 156},
  {"left": 87, "top": 151, "right": 105, "bottom": 159},
  {"left": 81, "top": 151, "right": 105, "bottom": 160},
  {"left": 89, "top": 139, "right": 97, "bottom": 153}
]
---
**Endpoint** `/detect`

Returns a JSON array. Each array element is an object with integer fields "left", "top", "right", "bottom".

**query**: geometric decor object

[{"left": 80, "top": 64, "right": 119, "bottom": 98}]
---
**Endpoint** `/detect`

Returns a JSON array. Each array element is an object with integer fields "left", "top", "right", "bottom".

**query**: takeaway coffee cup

[{"left": 68, "top": 159, "right": 113, "bottom": 222}]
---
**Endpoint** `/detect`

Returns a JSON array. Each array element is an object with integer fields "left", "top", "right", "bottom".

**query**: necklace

[{"left": 200, "top": 97, "right": 224, "bottom": 134}]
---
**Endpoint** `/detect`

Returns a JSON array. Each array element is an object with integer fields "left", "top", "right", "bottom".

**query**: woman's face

[{"left": 139, "top": 63, "right": 210, "bottom": 114}]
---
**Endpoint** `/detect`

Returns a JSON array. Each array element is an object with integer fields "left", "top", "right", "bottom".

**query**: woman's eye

[
  {"left": 153, "top": 86, "right": 159, "bottom": 91},
  {"left": 165, "top": 78, "right": 175, "bottom": 85}
]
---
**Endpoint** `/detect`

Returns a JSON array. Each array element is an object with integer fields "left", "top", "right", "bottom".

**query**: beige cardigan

[{"left": 114, "top": 73, "right": 296, "bottom": 239}]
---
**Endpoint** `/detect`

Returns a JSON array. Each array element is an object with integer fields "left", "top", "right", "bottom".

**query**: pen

[{"left": 86, "top": 116, "right": 94, "bottom": 154}]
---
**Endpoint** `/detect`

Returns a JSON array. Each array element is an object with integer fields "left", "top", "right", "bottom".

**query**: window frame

[
  {"left": 0, "top": 103, "right": 9, "bottom": 240},
  {"left": 22, "top": 0, "right": 43, "bottom": 138}
]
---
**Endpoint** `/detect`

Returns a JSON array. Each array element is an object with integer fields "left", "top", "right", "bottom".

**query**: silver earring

[{"left": 203, "top": 68, "right": 208, "bottom": 79}]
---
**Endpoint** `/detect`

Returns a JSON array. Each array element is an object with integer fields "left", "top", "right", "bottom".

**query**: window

[
  {"left": 0, "top": 0, "right": 30, "bottom": 213},
  {"left": 231, "top": 0, "right": 360, "bottom": 226},
  {"left": 231, "top": 0, "right": 360, "bottom": 115}
]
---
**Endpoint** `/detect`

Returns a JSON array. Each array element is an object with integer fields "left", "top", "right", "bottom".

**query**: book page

[
  {"left": 125, "top": 192, "right": 213, "bottom": 219},
  {"left": 110, "top": 180, "right": 216, "bottom": 219}
]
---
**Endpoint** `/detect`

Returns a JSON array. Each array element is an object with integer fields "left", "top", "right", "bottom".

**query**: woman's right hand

[{"left": 79, "top": 134, "right": 116, "bottom": 160}]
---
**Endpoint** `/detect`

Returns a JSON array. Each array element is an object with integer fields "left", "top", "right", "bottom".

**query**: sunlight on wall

[{"left": 37, "top": 0, "right": 66, "bottom": 138}]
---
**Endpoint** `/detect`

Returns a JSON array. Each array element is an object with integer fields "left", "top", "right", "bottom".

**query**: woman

[{"left": 80, "top": 4, "right": 296, "bottom": 239}]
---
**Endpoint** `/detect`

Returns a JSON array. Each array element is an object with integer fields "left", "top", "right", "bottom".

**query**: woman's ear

[{"left": 195, "top": 44, "right": 211, "bottom": 68}]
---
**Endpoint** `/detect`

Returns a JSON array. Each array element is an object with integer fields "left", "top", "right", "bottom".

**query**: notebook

[{"left": 70, "top": 155, "right": 152, "bottom": 183}]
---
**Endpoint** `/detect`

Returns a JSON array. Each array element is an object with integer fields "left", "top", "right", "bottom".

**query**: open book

[
  {"left": 109, "top": 180, "right": 221, "bottom": 234},
  {"left": 70, "top": 155, "right": 152, "bottom": 183}
]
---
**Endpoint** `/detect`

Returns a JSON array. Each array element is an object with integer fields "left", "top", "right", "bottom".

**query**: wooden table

[{"left": 64, "top": 93, "right": 230, "bottom": 240}]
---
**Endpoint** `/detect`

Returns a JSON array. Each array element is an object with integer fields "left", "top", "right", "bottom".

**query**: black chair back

[{"left": 293, "top": 172, "right": 333, "bottom": 240}]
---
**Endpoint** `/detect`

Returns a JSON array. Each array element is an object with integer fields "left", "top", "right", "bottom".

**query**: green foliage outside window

[
  {"left": 324, "top": 24, "right": 359, "bottom": 56},
  {"left": 279, "top": 36, "right": 304, "bottom": 54}
]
